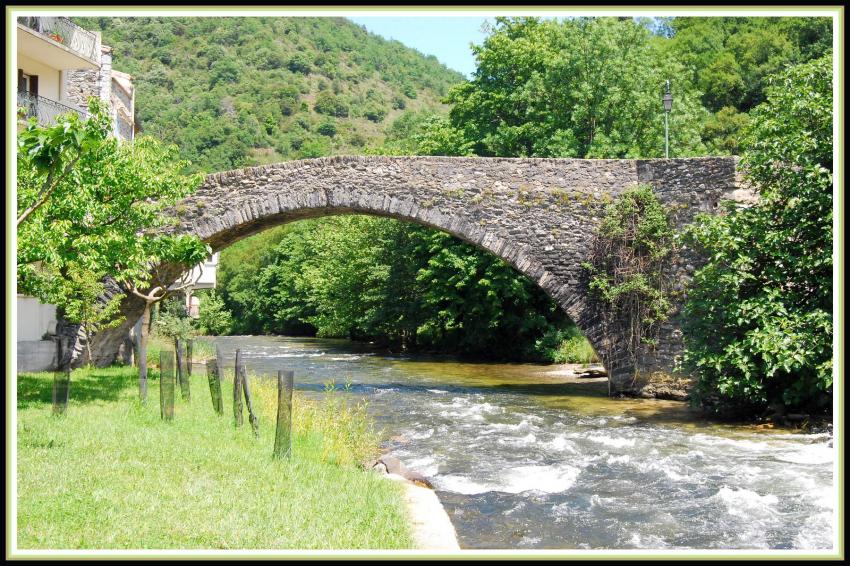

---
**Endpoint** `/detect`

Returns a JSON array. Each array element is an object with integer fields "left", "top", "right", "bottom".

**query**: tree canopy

[
  {"left": 17, "top": 101, "right": 209, "bottom": 344},
  {"left": 682, "top": 54, "right": 833, "bottom": 414}
]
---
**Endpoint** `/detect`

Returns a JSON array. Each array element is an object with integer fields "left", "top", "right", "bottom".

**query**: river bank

[{"left": 16, "top": 366, "right": 413, "bottom": 549}]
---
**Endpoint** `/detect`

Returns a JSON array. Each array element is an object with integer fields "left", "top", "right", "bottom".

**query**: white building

[
  {"left": 169, "top": 252, "right": 221, "bottom": 318},
  {"left": 16, "top": 16, "right": 216, "bottom": 371}
]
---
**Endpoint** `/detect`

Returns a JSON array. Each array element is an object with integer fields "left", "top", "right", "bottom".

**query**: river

[{"left": 205, "top": 335, "right": 835, "bottom": 550}]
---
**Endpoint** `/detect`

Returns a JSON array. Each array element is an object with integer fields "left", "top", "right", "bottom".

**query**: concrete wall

[
  {"left": 18, "top": 340, "right": 58, "bottom": 373},
  {"left": 17, "top": 295, "right": 57, "bottom": 341}
]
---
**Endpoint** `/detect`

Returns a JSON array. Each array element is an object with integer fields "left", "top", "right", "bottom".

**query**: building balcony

[
  {"left": 17, "top": 91, "right": 86, "bottom": 127},
  {"left": 17, "top": 16, "right": 100, "bottom": 69}
]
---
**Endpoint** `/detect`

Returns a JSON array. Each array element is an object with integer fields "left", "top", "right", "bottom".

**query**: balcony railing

[
  {"left": 17, "top": 91, "right": 86, "bottom": 126},
  {"left": 18, "top": 16, "right": 100, "bottom": 62}
]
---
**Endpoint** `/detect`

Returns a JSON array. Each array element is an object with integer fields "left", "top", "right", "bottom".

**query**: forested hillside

[{"left": 72, "top": 16, "right": 465, "bottom": 172}]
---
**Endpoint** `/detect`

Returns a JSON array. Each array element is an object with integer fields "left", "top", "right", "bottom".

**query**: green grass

[
  {"left": 16, "top": 366, "right": 413, "bottom": 550},
  {"left": 146, "top": 334, "right": 216, "bottom": 367}
]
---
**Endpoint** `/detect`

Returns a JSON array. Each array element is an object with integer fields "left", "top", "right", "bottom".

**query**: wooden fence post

[
  {"left": 206, "top": 357, "right": 224, "bottom": 415},
  {"left": 52, "top": 338, "right": 71, "bottom": 415},
  {"left": 233, "top": 349, "right": 244, "bottom": 427},
  {"left": 273, "top": 370, "right": 294, "bottom": 459},
  {"left": 175, "top": 338, "right": 190, "bottom": 401},
  {"left": 160, "top": 350, "right": 175, "bottom": 420},
  {"left": 239, "top": 363, "right": 260, "bottom": 438}
]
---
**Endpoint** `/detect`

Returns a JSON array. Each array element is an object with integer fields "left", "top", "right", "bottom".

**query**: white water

[{"left": 209, "top": 335, "right": 835, "bottom": 550}]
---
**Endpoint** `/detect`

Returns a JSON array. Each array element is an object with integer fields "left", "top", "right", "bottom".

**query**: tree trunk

[{"left": 84, "top": 326, "right": 93, "bottom": 367}]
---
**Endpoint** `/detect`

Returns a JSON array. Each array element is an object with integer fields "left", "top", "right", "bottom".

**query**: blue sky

[{"left": 349, "top": 17, "right": 490, "bottom": 78}]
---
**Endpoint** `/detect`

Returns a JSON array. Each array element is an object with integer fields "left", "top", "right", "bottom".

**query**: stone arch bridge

[{"left": 84, "top": 155, "right": 747, "bottom": 396}]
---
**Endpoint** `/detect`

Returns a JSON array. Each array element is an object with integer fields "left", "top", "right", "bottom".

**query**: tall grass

[{"left": 146, "top": 334, "right": 216, "bottom": 366}]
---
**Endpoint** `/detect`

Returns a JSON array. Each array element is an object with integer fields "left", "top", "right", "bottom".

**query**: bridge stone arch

[{"left": 87, "top": 155, "right": 745, "bottom": 396}]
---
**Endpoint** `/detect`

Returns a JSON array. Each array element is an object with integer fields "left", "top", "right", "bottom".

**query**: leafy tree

[
  {"left": 61, "top": 266, "right": 123, "bottom": 366},
  {"left": 287, "top": 52, "right": 312, "bottom": 74},
  {"left": 682, "top": 55, "right": 833, "bottom": 415},
  {"left": 701, "top": 106, "right": 751, "bottom": 155},
  {"left": 17, "top": 100, "right": 209, "bottom": 396},
  {"left": 155, "top": 294, "right": 196, "bottom": 343},
  {"left": 441, "top": 17, "right": 708, "bottom": 158},
  {"left": 194, "top": 289, "right": 233, "bottom": 336},
  {"left": 313, "top": 91, "right": 349, "bottom": 117},
  {"left": 209, "top": 58, "right": 240, "bottom": 86},
  {"left": 667, "top": 16, "right": 832, "bottom": 113},
  {"left": 316, "top": 120, "right": 337, "bottom": 137}
]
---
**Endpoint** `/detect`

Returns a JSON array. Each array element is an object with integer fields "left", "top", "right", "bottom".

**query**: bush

[
  {"left": 316, "top": 120, "right": 337, "bottom": 137},
  {"left": 195, "top": 289, "right": 233, "bottom": 335},
  {"left": 287, "top": 52, "right": 312, "bottom": 74},
  {"left": 313, "top": 91, "right": 349, "bottom": 117},
  {"left": 531, "top": 326, "right": 599, "bottom": 364},
  {"left": 363, "top": 104, "right": 388, "bottom": 123},
  {"left": 682, "top": 55, "right": 833, "bottom": 416}
]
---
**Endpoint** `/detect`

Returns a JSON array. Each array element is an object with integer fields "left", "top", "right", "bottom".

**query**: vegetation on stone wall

[
  {"left": 582, "top": 185, "right": 676, "bottom": 368},
  {"left": 682, "top": 55, "right": 833, "bottom": 416}
]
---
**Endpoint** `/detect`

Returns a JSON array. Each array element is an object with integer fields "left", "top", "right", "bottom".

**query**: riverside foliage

[
  {"left": 682, "top": 55, "right": 833, "bottom": 415},
  {"left": 219, "top": 216, "right": 575, "bottom": 361}
]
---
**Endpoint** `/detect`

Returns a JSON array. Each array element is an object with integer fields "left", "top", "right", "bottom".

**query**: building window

[{"left": 18, "top": 70, "right": 38, "bottom": 95}]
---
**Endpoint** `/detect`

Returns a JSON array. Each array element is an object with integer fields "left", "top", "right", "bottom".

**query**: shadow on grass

[{"left": 17, "top": 369, "right": 156, "bottom": 410}]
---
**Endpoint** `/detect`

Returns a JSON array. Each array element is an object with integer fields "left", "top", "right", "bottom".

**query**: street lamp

[{"left": 662, "top": 80, "right": 673, "bottom": 158}]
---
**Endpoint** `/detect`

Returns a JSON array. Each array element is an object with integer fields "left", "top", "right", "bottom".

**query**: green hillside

[{"left": 72, "top": 16, "right": 465, "bottom": 172}]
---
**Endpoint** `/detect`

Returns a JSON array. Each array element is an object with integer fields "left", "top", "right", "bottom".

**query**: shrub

[
  {"left": 287, "top": 52, "right": 312, "bottom": 74},
  {"left": 313, "top": 91, "right": 349, "bottom": 117},
  {"left": 316, "top": 120, "right": 337, "bottom": 137},
  {"left": 682, "top": 55, "right": 833, "bottom": 416}
]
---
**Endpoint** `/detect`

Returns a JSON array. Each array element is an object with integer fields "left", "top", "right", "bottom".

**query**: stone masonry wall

[
  {"left": 65, "top": 45, "right": 111, "bottom": 110},
  {"left": 81, "top": 155, "right": 747, "bottom": 397}
]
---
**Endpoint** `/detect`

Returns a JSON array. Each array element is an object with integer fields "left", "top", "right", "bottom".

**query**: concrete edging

[{"left": 383, "top": 473, "right": 460, "bottom": 551}]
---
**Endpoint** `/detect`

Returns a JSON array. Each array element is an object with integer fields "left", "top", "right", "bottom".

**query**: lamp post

[{"left": 662, "top": 80, "right": 673, "bottom": 158}]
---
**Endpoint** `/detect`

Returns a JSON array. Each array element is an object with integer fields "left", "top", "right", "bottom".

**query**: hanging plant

[{"left": 582, "top": 184, "right": 676, "bottom": 371}]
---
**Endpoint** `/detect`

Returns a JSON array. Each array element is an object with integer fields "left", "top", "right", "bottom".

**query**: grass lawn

[{"left": 16, "top": 366, "right": 413, "bottom": 550}]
